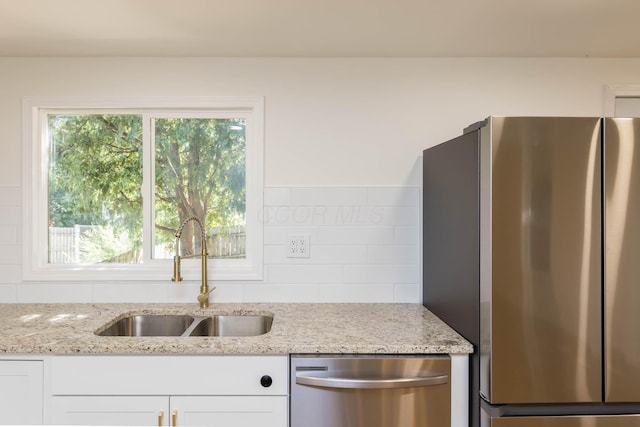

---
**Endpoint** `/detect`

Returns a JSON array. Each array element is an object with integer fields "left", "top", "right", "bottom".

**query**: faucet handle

[
  {"left": 197, "top": 287, "right": 216, "bottom": 308},
  {"left": 203, "top": 286, "right": 217, "bottom": 297}
]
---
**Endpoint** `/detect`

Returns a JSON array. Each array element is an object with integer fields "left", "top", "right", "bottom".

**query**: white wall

[{"left": 1, "top": 57, "right": 639, "bottom": 303}]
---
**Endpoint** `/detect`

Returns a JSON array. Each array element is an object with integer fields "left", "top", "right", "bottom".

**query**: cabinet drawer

[{"left": 51, "top": 355, "right": 288, "bottom": 395}]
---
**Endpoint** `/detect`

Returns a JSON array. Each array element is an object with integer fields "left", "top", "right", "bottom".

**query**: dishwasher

[{"left": 290, "top": 354, "right": 451, "bottom": 427}]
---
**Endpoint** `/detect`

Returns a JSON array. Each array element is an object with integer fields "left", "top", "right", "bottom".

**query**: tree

[
  {"left": 47, "top": 113, "right": 246, "bottom": 262},
  {"left": 48, "top": 114, "right": 143, "bottom": 263},
  {"left": 154, "top": 118, "right": 246, "bottom": 256}
]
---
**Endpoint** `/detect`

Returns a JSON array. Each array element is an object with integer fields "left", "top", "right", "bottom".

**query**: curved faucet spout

[{"left": 170, "top": 216, "right": 213, "bottom": 308}]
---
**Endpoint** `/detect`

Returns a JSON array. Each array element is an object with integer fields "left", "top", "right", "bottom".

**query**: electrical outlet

[{"left": 286, "top": 235, "right": 310, "bottom": 258}]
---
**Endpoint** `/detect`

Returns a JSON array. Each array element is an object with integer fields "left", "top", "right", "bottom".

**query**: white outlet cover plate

[{"left": 286, "top": 235, "right": 310, "bottom": 258}]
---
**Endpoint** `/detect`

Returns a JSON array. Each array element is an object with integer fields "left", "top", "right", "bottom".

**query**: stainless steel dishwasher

[{"left": 290, "top": 355, "right": 451, "bottom": 427}]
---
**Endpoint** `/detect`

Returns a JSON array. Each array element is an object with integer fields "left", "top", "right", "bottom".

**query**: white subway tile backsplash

[
  {"left": 291, "top": 188, "right": 367, "bottom": 206},
  {"left": 93, "top": 282, "right": 170, "bottom": 303},
  {"left": 0, "top": 284, "right": 17, "bottom": 302},
  {"left": 263, "top": 226, "right": 318, "bottom": 244},
  {"left": 207, "top": 284, "right": 246, "bottom": 303},
  {"left": 17, "top": 283, "right": 93, "bottom": 303},
  {"left": 262, "top": 206, "right": 332, "bottom": 226},
  {"left": 367, "top": 187, "right": 419, "bottom": 206},
  {"left": 0, "top": 226, "right": 18, "bottom": 245},
  {"left": 367, "top": 245, "right": 418, "bottom": 265},
  {"left": 5, "top": 186, "right": 421, "bottom": 303},
  {"left": 267, "top": 265, "right": 343, "bottom": 284},
  {"left": 374, "top": 207, "right": 419, "bottom": 226},
  {"left": 0, "top": 245, "right": 21, "bottom": 264},
  {"left": 266, "top": 245, "right": 368, "bottom": 265},
  {"left": 318, "top": 226, "right": 394, "bottom": 245},
  {"left": 243, "top": 283, "right": 318, "bottom": 302},
  {"left": 394, "top": 226, "right": 420, "bottom": 245},
  {"left": 264, "top": 245, "right": 286, "bottom": 264},
  {"left": 0, "top": 265, "right": 21, "bottom": 284},
  {"left": 264, "top": 206, "right": 417, "bottom": 227},
  {"left": 263, "top": 187, "right": 291, "bottom": 206},
  {"left": 344, "top": 265, "right": 418, "bottom": 284},
  {"left": 394, "top": 284, "right": 421, "bottom": 303},
  {"left": 318, "top": 284, "right": 394, "bottom": 303},
  {"left": 307, "top": 245, "right": 368, "bottom": 265},
  {"left": 0, "top": 207, "right": 21, "bottom": 225},
  {"left": 326, "top": 206, "right": 387, "bottom": 226},
  {"left": 0, "top": 187, "right": 21, "bottom": 206}
]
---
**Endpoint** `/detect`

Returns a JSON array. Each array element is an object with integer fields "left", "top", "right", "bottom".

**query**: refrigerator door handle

[{"left": 295, "top": 372, "right": 449, "bottom": 389}]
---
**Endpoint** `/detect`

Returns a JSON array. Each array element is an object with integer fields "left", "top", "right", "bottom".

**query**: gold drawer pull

[
  {"left": 157, "top": 410, "right": 164, "bottom": 427},
  {"left": 171, "top": 410, "right": 178, "bottom": 427}
]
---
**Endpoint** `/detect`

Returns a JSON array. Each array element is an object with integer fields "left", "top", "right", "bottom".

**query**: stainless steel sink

[
  {"left": 187, "top": 315, "right": 273, "bottom": 337},
  {"left": 97, "top": 315, "right": 195, "bottom": 337},
  {"left": 96, "top": 314, "right": 273, "bottom": 337}
]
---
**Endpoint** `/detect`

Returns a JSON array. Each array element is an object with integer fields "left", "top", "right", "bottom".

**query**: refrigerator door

[
  {"left": 482, "top": 117, "right": 602, "bottom": 404},
  {"left": 490, "top": 415, "right": 640, "bottom": 427},
  {"left": 604, "top": 118, "right": 640, "bottom": 402}
]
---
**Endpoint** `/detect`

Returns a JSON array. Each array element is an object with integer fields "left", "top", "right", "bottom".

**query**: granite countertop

[{"left": 0, "top": 303, "right": 472, "bottom": 355}]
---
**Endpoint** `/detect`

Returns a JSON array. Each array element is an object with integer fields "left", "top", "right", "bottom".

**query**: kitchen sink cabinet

[
  {"left": 0, "top": 360, "right": 43, "bottom": 425},
  {"left": 46, "top": 355, "right": 288, "bottom": 427},
  {"left": 50, "top": 395, "right": 287, "bottom": 426}
]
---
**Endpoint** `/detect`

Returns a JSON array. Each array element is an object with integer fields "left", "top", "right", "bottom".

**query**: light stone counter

[{"left": 0, "top": 303, "right": 472, "bottom": 355}]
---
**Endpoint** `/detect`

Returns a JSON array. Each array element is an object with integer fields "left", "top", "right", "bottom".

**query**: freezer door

[
  {"left": 484, "top": 117, "right": 602, "bottom": 404},
  {"left": 491, "top": 415, "right": 640, "bottom": 427},
  {"left": 605, "top": 118, "right": 640, "bottom": 402}
]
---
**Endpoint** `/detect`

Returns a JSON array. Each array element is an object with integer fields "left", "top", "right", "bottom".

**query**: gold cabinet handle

[
  {"left": 157, "top": 410, "right": 164, "bottom": 427},
  {"left": 171, "top": 410, "right": 178, "bottom": 427}
]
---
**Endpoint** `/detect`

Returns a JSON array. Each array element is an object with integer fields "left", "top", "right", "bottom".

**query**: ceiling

[{"left": 0, "top": 0, "right": 638, "bottom": 58}]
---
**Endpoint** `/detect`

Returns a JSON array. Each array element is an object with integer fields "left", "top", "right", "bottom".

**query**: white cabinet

[
  {"left": 51, "top": 395, "right": 287, "bottom": 426},
  {"left": 0, "top": 360, "right": 43, "bottom": 425},
  {"left": 47, "top": 355, "right": 288, "bottom": 427}
]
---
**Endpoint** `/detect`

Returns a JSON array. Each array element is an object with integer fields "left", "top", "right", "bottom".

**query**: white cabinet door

[
  {"left": 0, "top": 360, "right": 43, "bottom": 425},
  {"left": 50, "top": 396, "right": 169, "bottom": 426},
  {"left": 50, "top": 396, "right": 287, "bottom": 427},
  {"left": 170, "top": 396, "right": 288, "bottom": 427},
  {"left": 47, "top": 356, "right": 289, "bottom": 426}
]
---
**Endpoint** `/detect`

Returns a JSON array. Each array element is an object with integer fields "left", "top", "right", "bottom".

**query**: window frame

[{"left": 23, "top": 96, "right": 264, "bottom": 282}]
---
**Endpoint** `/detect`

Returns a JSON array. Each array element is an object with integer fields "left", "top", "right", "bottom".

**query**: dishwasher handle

[{"left": 295, "top": 372, "right": 448, "bottom": 390}]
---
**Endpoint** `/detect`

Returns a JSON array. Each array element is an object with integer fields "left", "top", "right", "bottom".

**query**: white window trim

[{"left": 22, "top": 96, "right": 264, "bottom": 282}]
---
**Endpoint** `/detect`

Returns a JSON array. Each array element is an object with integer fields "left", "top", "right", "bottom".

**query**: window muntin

[{"left": 24, "top": 97, "right": 264, "bottom": 282}]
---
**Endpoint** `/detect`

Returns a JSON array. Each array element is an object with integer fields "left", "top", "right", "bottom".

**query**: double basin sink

[{"left": 96, "top": 314, "right": 273, "bottom": 337}]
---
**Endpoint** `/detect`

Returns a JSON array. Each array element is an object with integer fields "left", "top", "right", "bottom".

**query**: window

[{"left": 23, "top": 97, "right": 264, "bottom": 281}]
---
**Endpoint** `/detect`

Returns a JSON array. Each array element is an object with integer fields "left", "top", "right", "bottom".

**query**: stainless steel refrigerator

[{"left": 423, "top": 117, "right": 640, "bottom": 426}]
